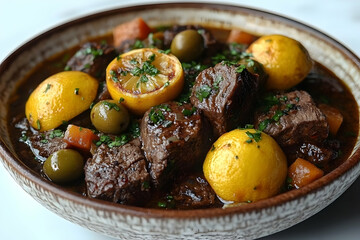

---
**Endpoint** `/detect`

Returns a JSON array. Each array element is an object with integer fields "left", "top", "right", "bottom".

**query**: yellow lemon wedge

[
  {"left": 203, "top": 129, "right": 287, "bottom": 203},
  {"left": 247, "top": 34, "right": 313, "bottom": 90},
  {"left": 25, "top": 71, "right": 98, "bottom": 131},
  {"left": 106, "top": 48, "right": 184, "bottom": 115}
]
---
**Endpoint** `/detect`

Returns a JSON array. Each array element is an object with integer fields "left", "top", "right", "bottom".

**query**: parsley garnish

[
  {"left": 245, "top": 130, "right": 262, "bottom": 143},
  {"left": 182, "top": 107, "right": 197, "bottom": 116},
  {"left": 158, "top": 49, "right": 171, "bottom": 54},
  {"left": 74, "top": 88, "right": 79, "bottom": 95},
  {"left": 103, "top": 101, "right": 120, "bottom": 111},
  {"left": 236, "top": 64, "right": 246, "bottom": 73},
  {"left": 110, "top": 70, "right": 119, "bottom": 82},
  {"left": 196, "top": 85, "right": 212, "bottom": 102},
  {"left": 49, "top": 129, "right": 64, "bottom": 139},
  {"left": 44, "top": 84, "right": 52, "bottom": 93},
  {"left": 36, "top": 120, "right": 41, "bottom": 130},
  {"left": 148, "top": 104, "right": 172, "bottom": 127}
]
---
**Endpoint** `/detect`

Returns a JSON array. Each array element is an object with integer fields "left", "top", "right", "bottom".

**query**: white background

[{"left": 1, "top": 0, "right": 360, "bottom": 239}]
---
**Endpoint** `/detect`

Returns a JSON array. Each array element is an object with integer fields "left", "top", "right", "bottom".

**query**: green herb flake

[
  {"left": 182, "top": 107, "right": 197, "bottom": 117},
  {"left": 90, "top": 102, "right": 95, "bottom": 110},
  {"left": 49, "top": 129, "right": 64, "bottom": 139},
  {"left": 236, "top": 64, "right": 246, "bottom": 73},
  {"left": 211, "top": 145, "right": 216, "bottom": 151},
  {"left": 74, "top": 88, "right": 79, "bottom": 95},
  {"left": 110, "top": 70, "right": 119, "bottom": 82},
  {"left": 36, "top": 120, "right": 41, "bottom": 130},
  {"left": 157, "top": 201, "right": 167, "bottom": 208},
  {"left": 272, "top": 110, "right": 284, "bottom": 122},
  {"left": 158, "top": 49, "right": 171, "bottom": 54},
  {"left": 44, "top": 84, "right": 52, "bottom": 93},
  {"left": 245, "top": 131, "right": 262, "bottom": 143},
  {"left": 108, "top": 135, "right": 129, "bottom": 148},
  {"left": 130, "top": 58, "right": 138, "bottom": 65},
  {"left": 119, "top": 97, "right": 125, "bottom": 103},
  {"left": 258, "top": 119, "right": 271, "bottom": 132},
  {"left": 64, "top": 65, "right": 72, "bottom": 71},
  {"left": 164, "top": 81, "right": 170, "bottom": 88},
  {"left": 196, "top": 85, "right": 212, "bottom": 102},
  {"left": 139, "top": 75, "right": 149, "bottom": 83},
  {"left": 103, "top": 101, "right": 120, "bottom": 111},
  {"left": 19, "top": 131, "right": 28, "bottom": 142}
]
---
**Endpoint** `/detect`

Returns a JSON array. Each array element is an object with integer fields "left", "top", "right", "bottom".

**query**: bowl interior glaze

[{"left": 1, "top": 3, "right": 360, "bottom": 240}]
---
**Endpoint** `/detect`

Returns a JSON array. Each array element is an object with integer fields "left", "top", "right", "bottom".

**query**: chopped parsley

[
  {"left": 119, "top": 97, "right": 125, "bottom": 103},
  {"left": 36, "top": 120, "right": 41, "bottom": 130},
  {"left": 195, "top": 85, "right": 212, "bottom": 102},
  {"left": 213, "top": 75, "right": 223, "bottom": 91},
  {"left": 236, "top": 64, "right": 246, "bottom": 73},
  {"left": 74, "top": 88, "right": 79, "bottom": 95},
  {"left": 139, "top": 75, "right": 149, "bottom": 83},
  {"left": 103, "top": 101, "right": 120, "bottom": 111},
  {"left": 245, "top": 130, "right": 262, "bottom": 143},
  {"left": 132, "top": 40, "right": 145, "bottom": 49},
  {"left": 19, "top": 131, "right": 28, "bottom": 142},
  {"left": 182, "top": 107, "right": 197, "bottom": 116},
  {"left": 95, "top": 134, "right": 129, "bottom": 148},
  {"left": 44, "top": 84, "right": 52, "bottom": 93},
  {"left": 110, "top": 70, "right": 119, "bottom": 82},
  {"left": 158, "top": 49, "right": 171, "bottom": 54},
  {"left": 49, "top": 129, "right": 64, "bottom": 139},
  {"left": 130, "top": 58, "right": 138, "bottom": 65},
  {"left": 148, "top": 104, "right": 172, "bottom": 127}
]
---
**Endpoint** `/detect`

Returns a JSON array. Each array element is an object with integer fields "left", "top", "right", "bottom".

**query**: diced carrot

[
  {"left": 113, "top": 17, "right": 151, "bottom": 47},
  {"left": 288, "top": 158, "right": 324, "bottom": 188},
  {"left": 63, "top": 124, "right": 99, "bottom": 151},
  {"left": 318, "top": 103, "right": 343, "bottom": 135},
  {"left": 227, "top": 29, "right": 257, "bottom": 45}
]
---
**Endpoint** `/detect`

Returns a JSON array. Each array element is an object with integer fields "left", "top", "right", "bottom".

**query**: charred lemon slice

[
  {"left": 106, "top": 48, "right": 184, "bottom": 115},
  {"left": 25, "top": 71, "right": 98, "bottom": 131}
]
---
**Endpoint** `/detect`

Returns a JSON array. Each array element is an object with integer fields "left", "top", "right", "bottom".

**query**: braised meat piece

[
  {"left": 141, "top": 102, "right": 212, "bottom": 188},
  {"left": 28, "top": 129, "right": 67, "bottom": 160},
  {"left": 84, "top": 138, "right": 150, "bottom": 205},
  {"left": 171, "top": 174, "right": 222, "bottom": 209},
  {"left": 255, "top": 90, "right": 329, "bottom": 147},
  {"left": 190, "top": 62, "right": 259, "bottom": 137},
  {"left": 283, "top": 139, "right": 339, "bottom": 168},
  {"left": 65, "top": 42, "right": 117, "bottom": 80}
]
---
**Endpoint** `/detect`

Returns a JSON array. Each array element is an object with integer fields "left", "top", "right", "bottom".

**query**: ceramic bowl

[{"left": 1, "top": 2, "right": 360, "bottom": 240}]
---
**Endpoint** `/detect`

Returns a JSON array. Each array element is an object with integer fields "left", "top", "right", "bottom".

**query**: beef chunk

[
  {"left": 84, "top": 138, "right": 150, "bottom": 205},
  {"left": 171, "top": 174, "right": 222, "bottom": 209},
  {"left": 29, "top": 129, "right": 67, "bottom": 160},
  {"left": 255, "top": 90, "right": 329, "bottom": 147},
  {"left": 190, "top": 62, "right": 259, "bottom": 137},
  {"left": 141, "top": 102, "right": 212, "bottom": 188},
  {"left": 283, "top": 140, "right": 339, "bottom": 169},
  {"left": 65, "top": 42, "right": 117, "bottom": 80}
]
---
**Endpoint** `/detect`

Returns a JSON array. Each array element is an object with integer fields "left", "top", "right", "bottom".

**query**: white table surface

[{"left": 1, "top": 0, "right": 360, "bottom": 239}]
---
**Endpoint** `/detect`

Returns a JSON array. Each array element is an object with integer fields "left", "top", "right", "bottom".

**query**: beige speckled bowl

[{"left": 1, "top": 3, "right": 360, "bottom": 240}]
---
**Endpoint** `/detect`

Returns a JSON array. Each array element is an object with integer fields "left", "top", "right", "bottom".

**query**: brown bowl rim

[{"left": 1, "top": 2, "right": 360, "bottom": 220}]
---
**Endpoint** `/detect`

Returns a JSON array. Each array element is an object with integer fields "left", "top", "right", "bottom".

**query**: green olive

[
  {"left": 43, "top": 149, "right": 84, "bottom": 184},
  {"left": 90, "top": 99, "right": 130, "bottom": 134},
  {"left": 170, "top": 29, "right": 204, "bottom": 62}
]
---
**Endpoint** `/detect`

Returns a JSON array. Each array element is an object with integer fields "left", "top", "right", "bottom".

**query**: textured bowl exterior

[{"left": 1, "top": 3, "right": 360, "bottom": 240}]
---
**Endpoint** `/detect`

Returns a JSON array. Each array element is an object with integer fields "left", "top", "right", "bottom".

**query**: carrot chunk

[
  {"left": 63, "top": 124, "right": 99, "bottom": 151},
  {"left": 113, "top": 17, "right": 151, "bottom": 47},
  {"left": 227, "top": 29, "right": 257, "bottom": 45},
  {"left": 318, "top": 103, "right": 343, "bottom": 135},
  {"left": 288, "top": 158, "right": 324, "bottom": 188}
]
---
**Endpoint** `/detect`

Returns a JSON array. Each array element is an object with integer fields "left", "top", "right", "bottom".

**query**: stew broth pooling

[{"left": 9, "top": 18, "right": 358, "bottom": 209}]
